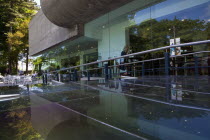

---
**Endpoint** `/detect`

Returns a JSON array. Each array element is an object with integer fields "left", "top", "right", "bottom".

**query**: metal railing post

[
  {"left": 42, "top": 74, "right": 45, "bottom": 84},
  {"left": 45, "top": 73, "right": 48, "bottom": 84},
  {"left": 56, "top": 73, "right": 59, "bottom": 81},
  {"left": 208, "top": 55, "right": 210, "bottom": 76},
  {"left": 194, "top": 56, "right": 199, "bottom": 77},
  {"left": 87, "top": 71, "right": 90, "bottom": 81},
  {"left": 109, "top": 68, "right": 112, "bottom": 79},
  {"left": 73, "top": 69, "right": 78, "bottom": 81},
  {"left": 184, "top": 56, "right": 187, "bottom": 76},
  {"left": 69, "top": 73, "right": 72, "bottom": 81},
  {"left": 42, "top": 72, "right": 47, "bottom": 84},
  {"left": 165, "top": 76, "right": 171, "bottom": 101},
  {"left": 58, "top": 74, "right": 61, "bottom": 82},
  {"left": 142, "top": 63, "right": 145, "bottom": 77},
  {"left": 164, "top": 52, "right": 170, "bottom": 76},
  {"left": 105, "top": 64, "right": 109, "bottom": 80}
]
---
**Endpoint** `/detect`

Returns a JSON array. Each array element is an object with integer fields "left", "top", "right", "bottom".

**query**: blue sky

[{"left": 34, "top": 0, "right": 40, "bottom": 5}]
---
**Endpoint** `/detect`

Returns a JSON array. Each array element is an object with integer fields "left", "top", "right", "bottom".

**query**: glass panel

[
  {"left": 34, "top": 0, "right": 210, "bottom": 77},
  {"left": 151, "top": 0, "right": 210, "bottom": 47}
]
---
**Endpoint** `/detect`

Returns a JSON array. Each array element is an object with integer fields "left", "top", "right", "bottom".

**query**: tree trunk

[
  {"left": 15, "top": 59, "right": 18, "bottom": 74},
  {"left": 8, "top": 59, "right": 12, "bottom": 74},
  {"left": 26, "top": 48, "right": 29, "bottom": 74},
  {"left": 8, "top": 2, "right": 12, "bottom": 74}
]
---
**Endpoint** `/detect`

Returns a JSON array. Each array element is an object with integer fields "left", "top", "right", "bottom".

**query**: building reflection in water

[{"left": 2, "top": 82, "right": 208, "bottom": 140}]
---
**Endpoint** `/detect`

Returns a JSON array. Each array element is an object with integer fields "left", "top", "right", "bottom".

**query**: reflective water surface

[{"left": 0, "top": 77, "right": 210, "bottom": 140}]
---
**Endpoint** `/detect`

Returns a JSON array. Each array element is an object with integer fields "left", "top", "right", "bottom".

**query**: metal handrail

[
  {"left": 55, "top": 40, "right": 210, "bottom": 72},
  {"left": 109, "top": 51, "right": 210, "bottom": 68},
  {"left": 80, "top": 51, "right": 210, "bottom": 72},
  {"left": 171, "top": 51, "right": 210, "bottom": 58}
]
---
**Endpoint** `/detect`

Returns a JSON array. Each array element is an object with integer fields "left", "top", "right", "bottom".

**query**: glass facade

[{"left": 37, "top": 0, "right": 210, "bottom": 75}]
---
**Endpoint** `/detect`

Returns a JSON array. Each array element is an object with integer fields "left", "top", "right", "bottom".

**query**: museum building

[{"left": 29, "top": 0, "right": 210, "bottom": 75}]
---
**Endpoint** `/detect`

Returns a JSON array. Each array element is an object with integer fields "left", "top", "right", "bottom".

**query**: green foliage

[
  {"left": 0, "top": 0, "right": 38, "bottom": 74},
  {"left": 44, "top": 63, "right": 58, "bottom": 71},
  {"left": 0, "top": 65, "right": 7, "bottom": 74},
  {"left": 129, "top": 18, "right": 210, "bottom": 53},
  {"left": 32, "top": 56, "right": 47, "bottom": 73},
  {"left": 0, "top": 109, "right": 43, "bottom": 140}
]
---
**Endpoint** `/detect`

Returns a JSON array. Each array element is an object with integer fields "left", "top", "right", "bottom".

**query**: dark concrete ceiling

[{"left": 41, "top": 0, "right": 134, "bottom": 28}]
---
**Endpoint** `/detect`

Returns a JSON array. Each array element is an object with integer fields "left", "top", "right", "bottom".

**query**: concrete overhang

[
  {"left": 29, "top": 9, "right": 84, "bottom": 56},
  {"left": 30, "top": 0, "right": 166, "bottom": 56},
  {"left": 41, "top": 0, "right": 134, "bottom": 28}
]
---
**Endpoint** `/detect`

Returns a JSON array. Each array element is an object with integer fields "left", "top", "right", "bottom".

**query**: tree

[
  {"left": 32, "top": 56, "right": 47, "bottom": 75},
  {"left": 129, "top": 18, "right": 210, "bottom": 53},
  {"left": 0, "top": 0, "right": 38, "bottom": 74}
]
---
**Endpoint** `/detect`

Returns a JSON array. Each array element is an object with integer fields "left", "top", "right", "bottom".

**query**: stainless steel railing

[
  {"left": 43, "top": 39, "right": 210, "bottom": 84},
  {"left": 55, "top": 40, "right": 210, "bottom": 72}
]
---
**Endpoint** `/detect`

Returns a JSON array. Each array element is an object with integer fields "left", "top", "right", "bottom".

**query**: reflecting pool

[{"left": 0, "top": 79, "right": 210, "bottom": 140}]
